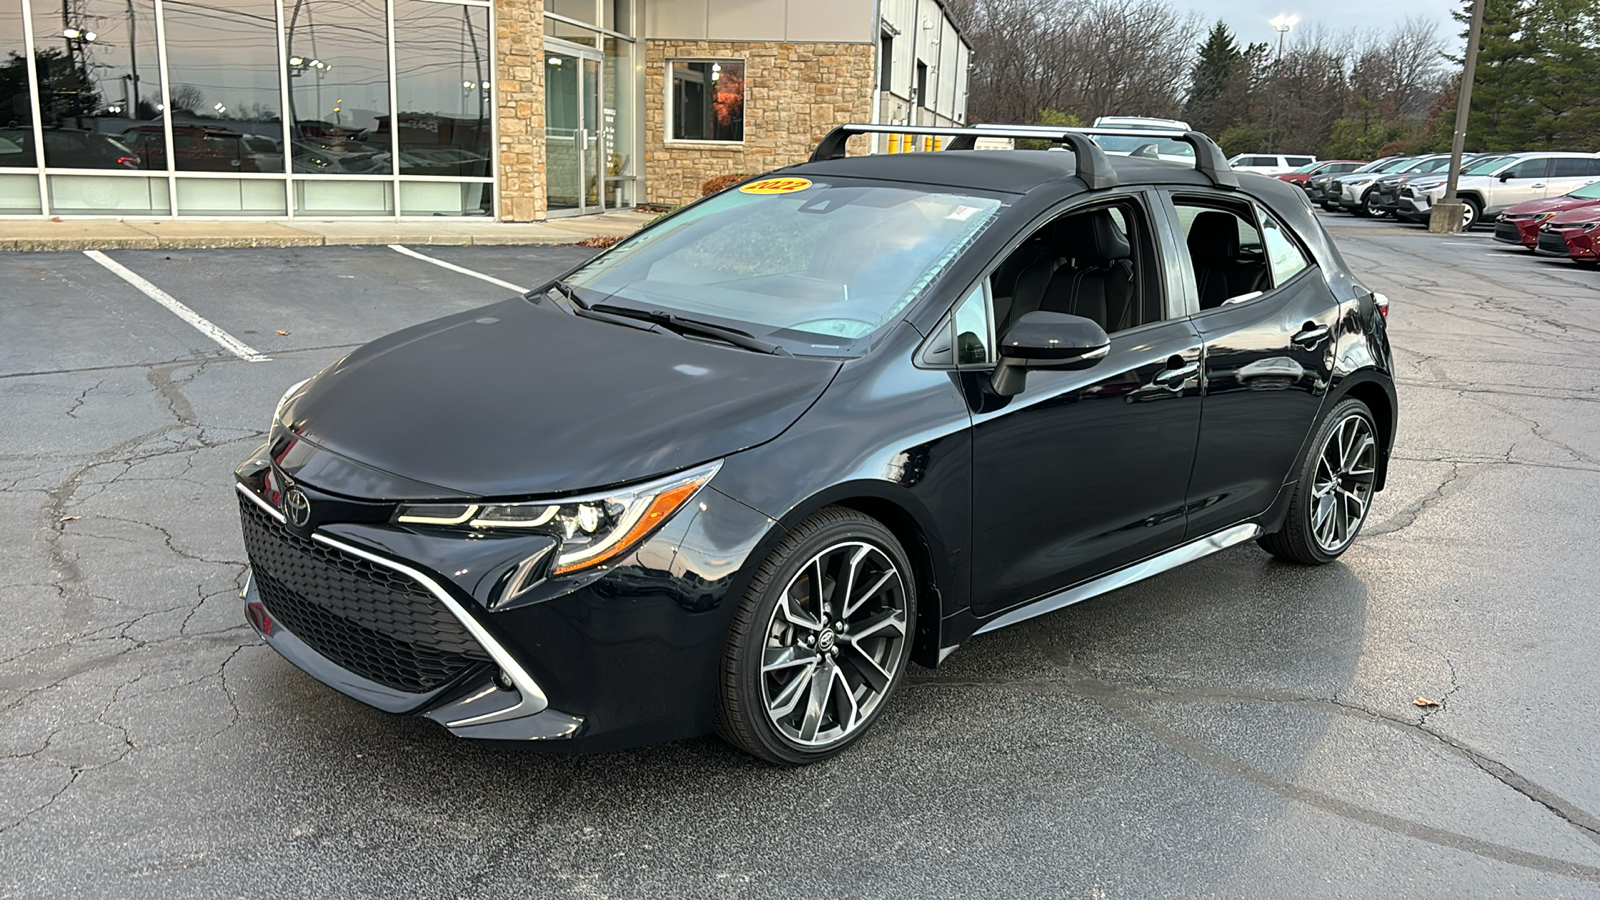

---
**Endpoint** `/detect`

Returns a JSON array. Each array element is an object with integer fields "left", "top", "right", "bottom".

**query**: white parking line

[
  {"left": 387, "top": 244, "right": 529, "bottom": 293},
  {"left": 83, "top": 250, "right": 269, "bottom": 363}
]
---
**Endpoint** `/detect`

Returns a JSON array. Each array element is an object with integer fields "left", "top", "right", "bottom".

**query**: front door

[
  {"left": 968, "top": 196, "right": 1205, "bottom": 618},
  {"left": 544, "top": 44, "right": 605, "bottom": 216}
]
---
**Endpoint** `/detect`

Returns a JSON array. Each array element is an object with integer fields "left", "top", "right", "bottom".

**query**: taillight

[
  {"left": 1372, "top": 291, "right": 1390, "bottom": 319},
  {"left": 117, "top": 156, "right": 138, "bottom": 168}
]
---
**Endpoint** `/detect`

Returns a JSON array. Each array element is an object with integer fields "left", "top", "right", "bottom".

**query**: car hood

[
  {"left": 1547, "top": 206, "right": 1600, "bottom": 227},
  {"left": 281, "top": 297, "right": 842, "bottom": 499},
  {"left": 1504, "top": 195, "right": 1600, "bottom": 218}
]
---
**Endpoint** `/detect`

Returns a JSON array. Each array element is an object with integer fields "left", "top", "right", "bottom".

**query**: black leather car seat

[
  {"left": 1037, "top": 211, "right": 1136, "bottom": 332},
  {"left": 1187, "top": 210, "right": 1270, "bottom": 309}
]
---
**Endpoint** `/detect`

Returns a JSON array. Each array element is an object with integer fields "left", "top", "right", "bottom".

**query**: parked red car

[
  {"left": 1494, "top": 182, "right": 1600, "bottom": 250},
  {"left": 1534, "top": 205, "right": 1600, "bottom": 264},
  {"left": 1277, "top": 159, "right": 1366, "bottom": 186}
]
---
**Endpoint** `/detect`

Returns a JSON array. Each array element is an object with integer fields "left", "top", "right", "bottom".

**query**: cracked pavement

[{"left": 2, "top": 228, "right": 1599, "bottom": 898}]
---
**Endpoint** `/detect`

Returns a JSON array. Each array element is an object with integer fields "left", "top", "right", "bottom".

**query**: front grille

[
  {"left": 239, "top": 495, "right": 490, "bottom": 694},
  {"left": 1538, "top": 231, "right": 1571, "bottom": 255},
  {"left": 1494, "top": 221, "right": 1523, "bottom": 242}
]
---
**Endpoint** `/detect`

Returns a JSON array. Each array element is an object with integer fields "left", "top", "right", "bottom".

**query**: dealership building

[{"left": 0, "top": 0, "right": 969, "bottom": 222}]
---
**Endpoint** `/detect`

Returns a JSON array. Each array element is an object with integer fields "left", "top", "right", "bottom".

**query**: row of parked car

[{"left": 1279, "top": 151, "right": 1600, "bottom": 265}]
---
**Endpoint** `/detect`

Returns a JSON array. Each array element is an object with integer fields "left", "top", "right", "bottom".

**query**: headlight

[
  {"left": 396, "top": 460, "right": 722, "bottom": 576},
  {"left": 1584, "top": 223, "right": 1600, "bottom": 232}
]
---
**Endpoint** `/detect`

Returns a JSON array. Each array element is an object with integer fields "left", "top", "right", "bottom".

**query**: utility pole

[{"left": 1430, "top": 0, "right": 1487, "bottom": 234}]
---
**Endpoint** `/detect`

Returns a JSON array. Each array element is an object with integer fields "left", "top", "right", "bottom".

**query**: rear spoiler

[{"left": 809, "top": 123, "right": 1239, "bottom": 191}]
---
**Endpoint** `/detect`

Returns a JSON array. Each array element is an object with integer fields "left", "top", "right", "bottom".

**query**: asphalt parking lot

[{"left": 4, "top": 215, "right": 1600, "bottom": 898}]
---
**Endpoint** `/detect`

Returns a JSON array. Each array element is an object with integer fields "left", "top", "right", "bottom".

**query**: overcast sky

[{"left": 1180, "top": 0, "right": 1463, "bottom": 48}]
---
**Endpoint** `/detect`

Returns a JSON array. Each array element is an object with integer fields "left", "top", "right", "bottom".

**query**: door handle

[
  {"left": 1531, "top": 183, "right": 1546, "bottom": 189},
  {"left": 1151, "top": 361, "right": 1199, "bottom": 389},
  {"left": 1292, "top": 323, "right": 1330, "bottom": 348}
]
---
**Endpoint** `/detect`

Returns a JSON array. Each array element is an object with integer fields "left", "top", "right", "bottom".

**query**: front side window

[
  {"left": 670, "top": 60, "right": 744, "bottom": 142},
  {"left": 920, "top": 283, "right": 994, "bottom": 368},
  {"left": 565, "top": 181, "right": 1002, "bottom": 354},
  {"left": 1502, "top": 158, "right": 1551, "bottom": 179}
]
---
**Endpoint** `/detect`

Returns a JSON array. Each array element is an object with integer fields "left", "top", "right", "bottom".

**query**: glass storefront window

[
  {"left": 32, "top": 0, "right": 161, "bottom": 170},
  {"left": 162, "top": 0, "right": 285, "bottom": 173},
  {"left": 284, "top": 0, "right": 392, "bottom": 176},
  {"left": 48, "top": 173, "right": 168, "bottom": 213},
  {"left": 547, "top": 0, "right": 597, "bottom": 25},
  {"left": 669, "top": 60, "right": 743, "bottom": 143},
  {"left": 603, "top": 37, "right": 633, "bottom": 209},
  {"left": 393, "top": 0, "right": 491, "bottom": 184},
  {"left": 2, "top": 0, "right": 40, "bottom": 170},
  {"left": 177, "top": 177, "right": 288, "bottom": 215}
]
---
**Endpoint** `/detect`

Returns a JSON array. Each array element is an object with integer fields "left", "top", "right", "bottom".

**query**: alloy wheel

[
  {"left": 760, "top": 541, "right": 908, "bottom": 748},
  {"left": 1309, "top": 414, "right": 1377, "bottom": 553}
]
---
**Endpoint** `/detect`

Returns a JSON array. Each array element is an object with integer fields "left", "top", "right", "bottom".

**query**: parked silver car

[{"left": 1399, "top": 152, "right": 1600, "bottom": 229}]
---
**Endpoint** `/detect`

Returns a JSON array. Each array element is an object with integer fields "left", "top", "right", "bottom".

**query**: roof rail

[{"left": 808, "top": 123, "right": 1239, "bottom": 191}]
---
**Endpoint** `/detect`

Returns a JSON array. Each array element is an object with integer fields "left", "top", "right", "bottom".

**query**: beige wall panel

[
  {"left": 646, "top": 0, "right": 710, "bottom": 39},
  {"left": 784, "top": 0, "right": 872, "bottom": 43},
  {"left": 707, "top": 0, "right": 786, "bottom": 41}
]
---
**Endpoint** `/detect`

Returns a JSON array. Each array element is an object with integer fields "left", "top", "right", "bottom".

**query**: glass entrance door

[{"left": 544, "top": 44, "right": 605, "bottom": 216}]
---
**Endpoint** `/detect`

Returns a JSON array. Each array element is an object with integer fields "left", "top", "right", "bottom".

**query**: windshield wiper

[
  {"left": 590, "top": 305, "right": 793, "bottom": 356},
  {"left": 539, "top": 279, "right": 591, "bottom": 312}
]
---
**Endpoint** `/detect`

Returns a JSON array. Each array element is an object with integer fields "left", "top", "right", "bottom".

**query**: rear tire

[
  {"left": 1259, "top": 398, "right": 1379, "bottom": 565},
  {"left": 715, "top": 507, "right": 916, "bottom": 765}
]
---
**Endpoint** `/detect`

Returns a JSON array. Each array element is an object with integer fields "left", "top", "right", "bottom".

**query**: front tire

[
  {"left": 715, "top": 507, "right": 916, "bottom": 765},
  {"left": 1462, "top": 197, "right": 1482, "bottom": 230},
  {"left": 1259, "top": 398, "right": 1379, "bottom": 565}
]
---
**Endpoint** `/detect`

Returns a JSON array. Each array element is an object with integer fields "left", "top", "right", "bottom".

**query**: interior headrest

[
  {"left": 1056, "top": 210, "right": 1131, "bottom": 262},
  {"left": 1187, "top": 210, "right": 1241, "bottom": 259}
]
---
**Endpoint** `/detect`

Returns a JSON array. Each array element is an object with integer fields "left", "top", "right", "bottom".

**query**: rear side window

[
  {"left": 1258, "top": 211, "right": 1311, "bottom": 285},
  {"left": 1287, "top": 156, "right": 1315, "bottom": 167},
  {"left": 1552, "top": 157, "right": 1600, "bottom": 177}
]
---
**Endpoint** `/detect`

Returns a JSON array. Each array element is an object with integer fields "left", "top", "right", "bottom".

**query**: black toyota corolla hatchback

[{"left": 236, "top": 126, "right": 1396, "bottom": 764}]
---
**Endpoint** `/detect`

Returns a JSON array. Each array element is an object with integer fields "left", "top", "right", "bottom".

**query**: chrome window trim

[{"left": 234, "top": 482, "right": 551, "bottom": 725}]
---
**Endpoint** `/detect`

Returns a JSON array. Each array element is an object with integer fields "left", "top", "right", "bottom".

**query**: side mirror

[
  {"left": 1499, "top": 172, "right": 1513, "bottom": 182},
  {"left": 987, "top": 311, "right": 1110, "bottom": 397}
]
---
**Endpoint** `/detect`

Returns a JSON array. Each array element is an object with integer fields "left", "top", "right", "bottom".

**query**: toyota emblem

[{"left": 283, "top": 488, "right": 312, "bottom": 528}]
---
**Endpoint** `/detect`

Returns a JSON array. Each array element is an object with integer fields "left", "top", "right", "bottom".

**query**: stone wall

[
  {"left": 643, "top": 40, "right": 875, "bottom": 207},
  {"left": 495, "top": 0, "right": 545, "bottom": 222}
]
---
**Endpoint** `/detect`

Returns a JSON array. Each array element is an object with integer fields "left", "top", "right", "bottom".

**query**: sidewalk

[{"left": 0, "top": 210, "right": 657, "bottom": 252}]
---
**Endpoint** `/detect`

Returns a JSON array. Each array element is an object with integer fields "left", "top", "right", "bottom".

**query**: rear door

[
  {"left": 1161, "top": 191, "right": 1342, "bottom": 539},
  {"left": 1546, "top": 157, "right": 1600, "bottom": 198}
]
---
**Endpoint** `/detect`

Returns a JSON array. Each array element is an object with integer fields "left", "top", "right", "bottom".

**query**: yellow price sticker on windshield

[{"left": 740, "top": 177, "right": 813, "bottom": 195}]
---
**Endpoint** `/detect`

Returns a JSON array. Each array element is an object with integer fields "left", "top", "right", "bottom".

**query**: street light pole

[
  {"left": 1430, "top": 0, "right": 1487, "bottom": 234},
  {"left": 1268, "top": 15, "right": 1298, "bottom": 150}
]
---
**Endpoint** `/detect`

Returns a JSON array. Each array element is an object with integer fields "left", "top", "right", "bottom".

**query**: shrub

[{"left": 700, "top": 173, "right": 750, "bottom": 196}]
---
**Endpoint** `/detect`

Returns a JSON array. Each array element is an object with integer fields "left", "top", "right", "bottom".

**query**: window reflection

[
  {"left": 1, "top": 0, "right": 40, "bottom": 169},
  {"left": 284, "top": 0, "right": 392, "bottom": 175},
  {"left": 32, "top": 0, "right": 160, "bottom": 169},
  {"left": 393, "top": 0, "right": 490, "bottom": 187},
  {"left": 161, "top": 0, "right": 284, "bottom": 173}
]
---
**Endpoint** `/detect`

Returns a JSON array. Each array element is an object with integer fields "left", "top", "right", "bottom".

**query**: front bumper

[
  {"left": 235, "top": 443, "right": 775, "bottom": 750},
  {"left": 1399, "top": 193, "right": 1434, "bottom": 215},
  {"left": 1537, "top": 227, "right": 1600, "bottom": 260},
  {"left": 1494, "top": 218, "right": 1538, "bottom": 247}
]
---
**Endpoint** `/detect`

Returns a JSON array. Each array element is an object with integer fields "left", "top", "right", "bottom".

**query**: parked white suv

[
  {"left": 1228, "top": 153, "right": 1318, "bottom": 175},
  {"left": 1399, "top": 152, "right": 1600, "bottom": 229}
]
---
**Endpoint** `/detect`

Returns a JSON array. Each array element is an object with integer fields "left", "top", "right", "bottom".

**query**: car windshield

[
  {"left": 1290, "top": 161, "right": 1322, "bottom": 173},
  {"left": 1095, "top": 135, "right": 1195, "bottom": 158},
  {"left": 563, "top": 180, "right": 1004, "bottom": 354},
  {"left": 1378, "top": 157, "right": 1419, "bottom": 173},
  {"left": 1568, "top": 182, "right": 1600, "bottom": 200},
  {"left": 1464, "top": 155, "right": 1511, "bottom": 175}
]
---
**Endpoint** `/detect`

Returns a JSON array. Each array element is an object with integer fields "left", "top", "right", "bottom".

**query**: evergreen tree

[
  {"left": 1185, "top": 21, "right": 1242, "bottom": 136},
  {"left": 1455, "top": 0, "right": 1535, "bottom": 150},
  {"left": 1521, "top": 0, "right": 1600, "bottom": 148}
]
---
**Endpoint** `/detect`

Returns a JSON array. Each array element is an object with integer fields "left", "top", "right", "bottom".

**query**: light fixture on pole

[{"left": 1269, "top": 14, "right": 1299, "bottom": 59}]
